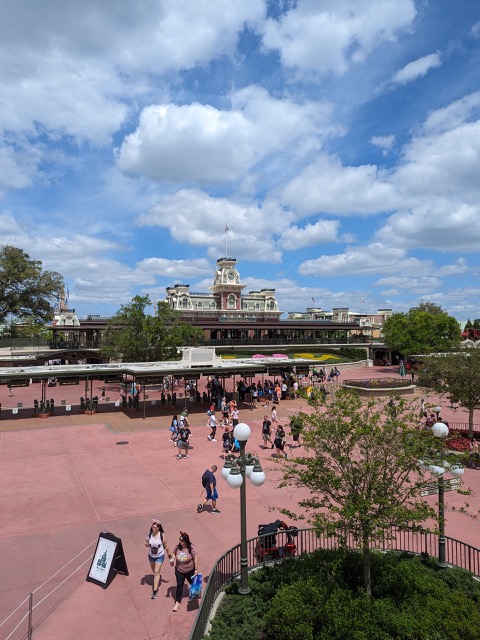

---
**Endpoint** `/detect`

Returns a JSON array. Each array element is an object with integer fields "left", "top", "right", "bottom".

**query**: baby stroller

[{"left": 255, "top": 519, "right": 298, "bottom": 561}]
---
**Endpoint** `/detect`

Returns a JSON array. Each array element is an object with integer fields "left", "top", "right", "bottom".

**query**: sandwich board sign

[{"left": 86, "top": 532, "right": 128, "bottom": 588}]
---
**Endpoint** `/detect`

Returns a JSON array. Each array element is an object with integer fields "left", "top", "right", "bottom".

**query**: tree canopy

[
  {"left": 280, "top": 388, "right": 440, "bottom": 596},
  {"left": 382, "top": 302, "right": 460, "bottom": 355},
  {"left": 419, "top": 349, "right": 480, "bottom": 439},
  {"left": 0, "top": 245, "right": 64, "bottom": 325},
  {"left": 99, "top": 294, "right": 204, "bottom": 362}
]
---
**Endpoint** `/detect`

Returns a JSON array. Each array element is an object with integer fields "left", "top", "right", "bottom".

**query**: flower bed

[{"left": 344, "top": 378, "right": 415, "bottom": 397}]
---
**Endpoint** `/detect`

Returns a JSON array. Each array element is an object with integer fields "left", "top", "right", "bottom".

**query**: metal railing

[
  {"left": 0, "top": 539, "right": 96, "bottom": 640},
  {"left": 188, "top": 526, "right": 480, "bottom": 640},
  {"left": 446, "top": 422, "right": 480, "bottom": 435}
]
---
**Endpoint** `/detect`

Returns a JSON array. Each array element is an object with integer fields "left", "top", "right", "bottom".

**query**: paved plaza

[{"left": 1, "top": 365, "right": 479, "bottom": 640}]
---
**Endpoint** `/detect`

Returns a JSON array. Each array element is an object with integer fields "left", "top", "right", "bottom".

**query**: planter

[
  {"left": 83, "top": 410, "right": 97, "bottom": 415},
  {"left": 38, "top": 413, "right": 50, "bottom": 419},
  {"left": 344, "top": 383, "right": 416, "bottom": 397}
]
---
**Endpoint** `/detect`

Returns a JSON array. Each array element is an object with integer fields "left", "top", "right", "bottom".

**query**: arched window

[
  {"left": 255, "top": 303, "right": 260, "bottom": 310},
  {"left": 242, "top": 302, "right": 247, "bottom": 309},
  {"left": 268, "top": 300, "right": 276, "bottom": 310},
  {"left": 182, "top": 297, "right": 188, "bottom": 308},
  {"left": 228, "top": 294, "right": 236, "bottom": 309},
  {"left": 210, "top": 301, "right": 216, "bottom": 309},
  {"left": 197, "top": 301, "right": 203, "bottom": 309}
]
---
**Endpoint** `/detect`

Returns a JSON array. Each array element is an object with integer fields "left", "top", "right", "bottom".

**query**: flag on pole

[{"left": 225, "top": 223, "right": 229, "bottom": 232}]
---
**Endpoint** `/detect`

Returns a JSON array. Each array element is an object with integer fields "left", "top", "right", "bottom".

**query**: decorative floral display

[
  {"left": 293, "top": 353, "right": 341, "bottom": 361},
  {"left": 445, "top": 431, "right": 472, "bottom": 452},
  {"left": 344, "top": 378, "right": 412, "bottom": 389}
]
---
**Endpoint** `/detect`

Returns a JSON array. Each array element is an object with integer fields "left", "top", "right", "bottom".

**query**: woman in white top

[{"left": 145, "top": 519, "right": 174, "bottom": 599}]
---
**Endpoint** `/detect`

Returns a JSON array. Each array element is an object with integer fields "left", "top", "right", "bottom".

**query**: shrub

[{"left": 205, "top": 550, "right": 480, "bottom": 640}]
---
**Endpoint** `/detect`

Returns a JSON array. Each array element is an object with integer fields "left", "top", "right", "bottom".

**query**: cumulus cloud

[
  {"left": 276, "top": 154, "right": 400, "bottom": 216},
  {"left": 277, "top": 220, "right": 341, "bottom": 250},
  {"left": 370, "top": 135, "right": 396, "bottom": 155},
  {"left": 262, "top": 0, "right": 416, "bottom": 75},
  {"left": 392, "top": 52, "right": 441, "bottom": 85},
  {"left": 298, "top": 244, "right": 436, "bottom": 277},
  {"left": 137, "top": 188, "right": 284, "bottom": 262},
  {"left": 0, "top": 1, "right": 265, "bottom": 145},
  {"left": 135, "top": 257, "right": 212, "bottom": 279},
  {"left": 116, "top": 86, "right": 327, "bottom": 182}
]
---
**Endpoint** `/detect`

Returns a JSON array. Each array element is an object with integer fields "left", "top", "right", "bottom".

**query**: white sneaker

[
  {"left": 211, "top": 439, "right": 217, "bottom": 442},
  {"left": 207, "top": 436, "right": 211, "bottom": 440}
]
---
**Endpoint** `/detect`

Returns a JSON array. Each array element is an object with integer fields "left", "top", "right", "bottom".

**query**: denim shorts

[{"left": 148, "top": 554, "right": 165, "bottom": 564}]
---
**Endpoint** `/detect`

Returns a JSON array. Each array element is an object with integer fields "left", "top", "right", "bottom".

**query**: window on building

[
  {"left": 228, "top": 295, "right": 236, "bottom": 309},
  {"left": 255, "top": 303, "right": 260, "bottom": 310},
  {"left": 210, "top": 301, "right": 216, "bottom": 309},
  {"left": 182, "top": 297, "right": 188, "bottom": 308},
  {"left": 197, "top": 301, "right": 203, "bottom": 309}
]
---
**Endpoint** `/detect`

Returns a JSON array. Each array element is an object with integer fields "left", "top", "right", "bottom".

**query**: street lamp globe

[
  {"left": 250, "top": 469, "right": 266, "bottom": 486},
  {"left": 234, "top": 422, "right": 251, "bottom": 442},
  {"left": 432, "top": 422, "right": 449, "bottom": 438},
  {"left": 226, "top": 466, "right": 244, "bottom": 489}
]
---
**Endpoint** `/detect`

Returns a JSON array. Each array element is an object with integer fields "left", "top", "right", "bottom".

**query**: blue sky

[{"left": 1, "top": 0, "right": 480, "bottom": 321}]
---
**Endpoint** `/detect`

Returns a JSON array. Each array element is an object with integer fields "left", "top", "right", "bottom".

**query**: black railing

[{"left": 188, "top": 526, "right": 480, "bottom": 640}]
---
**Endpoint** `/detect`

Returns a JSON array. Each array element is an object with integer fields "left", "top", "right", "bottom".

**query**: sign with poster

[{"left": 86, "top": 532, "right": 128, "bottom": 589}]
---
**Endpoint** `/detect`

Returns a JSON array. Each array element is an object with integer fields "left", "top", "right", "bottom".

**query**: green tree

[
  {"left": 100, "top": 294, "right": 203, "bottom": 362},
  {"left": 280, "top": 388, "right": 437, "bottom": 596},
  {"left": 0, "top": 245, "right": 64, "bottom": 325},
  {"left": 418, "top": 349, "right": 480, "bottom": 439},
  {"left": 382, "top": 303, "right": 460, "bottom": 355}
]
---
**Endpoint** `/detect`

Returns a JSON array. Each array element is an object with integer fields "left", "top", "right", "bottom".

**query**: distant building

[
  {"left": 287, "top": 307, "right": 392, "bottom": 340},
  {"left": 165, "top": 257, "right": 281, "bottom": 322}
]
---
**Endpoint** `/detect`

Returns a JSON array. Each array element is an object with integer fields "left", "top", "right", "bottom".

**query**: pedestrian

[
  {"left": 221, "top": 425, "right": 233, "bottom": 458},
  {"left": 101, "top": 385, "right": 106, "bottom": 400},
  {"left": 292, "top": 380, "right": 299, "bottom": 399},
  {"left": 231, "top": 406, "right": 239, "bottom": 427},
  {"left": 290, "top": 418, "right": 303, "bottom": 448},
  {"left": 262, "top": 415, "right": 274, "bottom": 449},
  {"left": 177, "top": 424, "right": 191, "bottom": 459},
  {"left": 274, "top": 425, "right": 287, "bottom": 459},
  {"left": 171, "top": 531, "right": 199, "bottom": 612},
  {"left": 145, "top": 519, "right": 174, "bottom": 600},
  {"left": 206, "top": 412, "right": 218, "bottom": 441},
  {"left": 8, "top": 383, "right": 13, "bottom": 397},
  {"left": 281, "top": 381, "right": 287, "bottom": 400},
  {"left": 169, "top": 414, "right": 179, "bottom": 443},
  {"left": 197, "top": 465, "right": 220, "bottom": 513},
  {"left": 271, "top": 406, "right": 278, "bottom": 425},
  {"left": 221, "top": 397, "right": 229, "bottom": 420}
]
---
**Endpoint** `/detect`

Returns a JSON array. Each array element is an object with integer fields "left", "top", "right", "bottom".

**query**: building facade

[{"left": 165, "top": 257, "right": 281, "bottom": 322}]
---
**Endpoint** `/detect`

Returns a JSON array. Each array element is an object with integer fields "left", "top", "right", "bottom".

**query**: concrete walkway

[{"left": 1, "top": 365, "right": 479, "bottom": 640}]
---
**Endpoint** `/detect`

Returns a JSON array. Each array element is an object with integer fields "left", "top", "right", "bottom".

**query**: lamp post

[
  {"left": 430, "top": 421, "right": 464, "bottom": 567},
  {"left": 433, "top": 405, "right": 441, "bottom": 420},
  {"left": 222, "top": 422, "right": 266, "bottom": 595}
]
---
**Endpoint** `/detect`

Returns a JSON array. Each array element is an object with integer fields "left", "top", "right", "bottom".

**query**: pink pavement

[{"left": 0, "top": 364, "right": 479, "bottom": 640}]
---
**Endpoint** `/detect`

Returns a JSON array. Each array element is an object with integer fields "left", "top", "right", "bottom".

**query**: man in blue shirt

[{"left": 197, "top": 465, "right": 220, "bottom": 513}]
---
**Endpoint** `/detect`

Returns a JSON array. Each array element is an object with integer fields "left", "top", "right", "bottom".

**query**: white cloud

[
  {"left": 298, "top": 244, "right": 435, "bottom": 277},
  {"left": 0, "top": 1, "right": 265, "bottom": 145},
  {"left": 470, "top": 20, "right": 480, "bottom": 39},
  {"left": 262, "top": 0, "right": 416, "bottom": 75},
  {"left": 135, "top": 257, "right": 212, "bottom": 279},
  {"left": 392, "top": 52, "right": 441, "bottom": 85},
  {"left": 276, "top": 155, "right": 400, "bottom": 216},
  {"left": 278, "top": 220, "right": 341, "bottom": 250},
  {"left": 370, "top": 135, "right": 396, "bottom": 155},
  {"left": 137, "top": 188, "right": 284, "bottom": 261},
  {"left": 116, "top": 86, "right": 327, "bottom": 182},
  {"left": 375, "top": 276, "right": 442, "bottom": 294}
]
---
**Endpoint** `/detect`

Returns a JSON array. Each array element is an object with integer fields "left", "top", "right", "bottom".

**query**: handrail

[
  {"left": 0, "top": 538, "right": 97, "bottom": 639},
  {"left": 188, "top": 526, "right": 480, "bottom": 640}
]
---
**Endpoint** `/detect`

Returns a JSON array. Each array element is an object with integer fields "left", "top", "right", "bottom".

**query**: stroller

[{"left": 255, "top": 519, "right": 298, "bottom": 561}]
